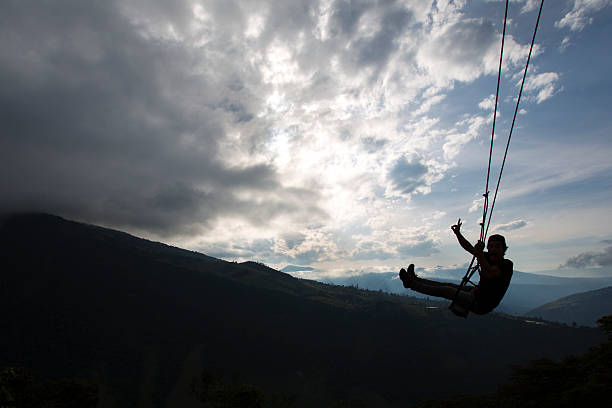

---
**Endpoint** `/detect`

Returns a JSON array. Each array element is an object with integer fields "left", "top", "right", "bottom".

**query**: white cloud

[
  {"left": 495, "top": 219, "right": 528, "bottom": 231},
  {"left": 520, "top": 0, "right": 540, "bottom": 13},
  {"left": 560, "top": 36, "right": 571, "bottom": 51},
  {"left": 1, "top": 0, "right": 574, "bottom": 273},
  {"left": 469, "top": 196, "right": 484, "bottom": 214},
  {"left": 443, "top": 114, "right": 489, "bottom": 161},
  {"left": 524, "top": 72, "right": 561, "bottom": 103},
  {"left": 413, "top": 93, "right": 447, "bottom": 116},
  {"left": 417, "top": 18, "right": 499, "bottom": 84},
  {"left": 561, "top": 245, "right": 612, "bottom": 268},
  {"left": 479, "top": 94, "right": 496, "bottom": 110},
  {"left": 555, "top": 0, "right": 612, "bottom": 31},
  {"left": 349, "top": 225, "right": 440, "bottom": 261}
]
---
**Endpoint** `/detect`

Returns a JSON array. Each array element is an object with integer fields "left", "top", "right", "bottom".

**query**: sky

[{"left": 2, "top": 0, "right": 612, "bottom": 279}]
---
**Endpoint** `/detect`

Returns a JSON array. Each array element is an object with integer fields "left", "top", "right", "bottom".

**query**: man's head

[{"left": 487, "top": 234, "right": 507, "bottom": 261}]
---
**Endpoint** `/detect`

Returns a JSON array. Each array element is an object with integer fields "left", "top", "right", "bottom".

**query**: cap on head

[{"left": 488, "top": 234, "right": 508, "bottom": 250}]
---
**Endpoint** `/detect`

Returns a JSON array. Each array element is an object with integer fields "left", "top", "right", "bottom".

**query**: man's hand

[
  {"left": 451, "top": 219, "right": 462, "bottom": 235},
  {"left": 474, "top": 240, "right": 485, "bottom": 254}
]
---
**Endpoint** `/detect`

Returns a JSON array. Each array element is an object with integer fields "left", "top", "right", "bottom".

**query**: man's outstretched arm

[
  {"left": 451, "top": 220, "right": 499, "bottom": 278},
  {"left": 451, "top": 220, "right": 502, "bottom": 279},
  {"left": 451, "top": 219, "right": 477, "bottom": 256}
]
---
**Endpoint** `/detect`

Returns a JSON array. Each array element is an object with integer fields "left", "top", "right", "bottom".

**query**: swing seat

[{"left": 450, "top": 301, "right": 469, "bottom": 318}]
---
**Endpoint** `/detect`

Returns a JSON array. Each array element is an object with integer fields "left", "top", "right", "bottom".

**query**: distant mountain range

[
  {"left": 0, "top": 214, "right": 607, "bottom": 407},
  {"left": 316, "top": 269, "right": 612, "bottom": 319},
  {"left": 527, "top": 286, "right": 612, "bottom": 327}
]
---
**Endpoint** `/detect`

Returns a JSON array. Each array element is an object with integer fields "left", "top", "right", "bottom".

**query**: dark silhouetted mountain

[
  {"left": 526, "top": 286, "right": 612, "bottom": 327},
  {"left": 0, "top": 214, "right": 607, "bottom": 407},
  {"left": 408, "top": 315, "right": 612, "bottom": 407},
  {"left": 503, "top": 272, "right": 612, "bottom": 315}
]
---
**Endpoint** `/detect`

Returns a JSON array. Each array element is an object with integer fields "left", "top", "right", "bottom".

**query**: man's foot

[{"left": 399, "top": 264, "right": 417, "bottom": 289}]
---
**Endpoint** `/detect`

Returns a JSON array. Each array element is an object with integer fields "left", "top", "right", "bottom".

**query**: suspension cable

[
  {"left": 461, "top": 0, "right": 509, "bottom": 288},
  {"left": 484, "top": 0, "right": 544, "bottom": 239},
  {"left": 450, "top": 0, "right": 545, "bottom": 315},
  {"left": 481, "top": 0, "right": 509, "bottom": 243}
]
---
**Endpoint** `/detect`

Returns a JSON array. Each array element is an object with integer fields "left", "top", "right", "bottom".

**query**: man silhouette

[{"left": 399, "top": 220, "right": 513, "bottom": 315}]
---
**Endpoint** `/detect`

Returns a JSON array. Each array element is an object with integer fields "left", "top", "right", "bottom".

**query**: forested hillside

[
  {"left": 527, "top": 286, "right": 612, "bottom": 327},
  {"left": 0, "top": 214, "right": 606, "bottom": 407},
  {"left": 410, "top": 315, "right": 612, "bottom": 407}
]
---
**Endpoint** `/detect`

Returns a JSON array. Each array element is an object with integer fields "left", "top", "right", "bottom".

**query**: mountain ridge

[
  {"left": 527, "top": 286, "right": 612, "bottom": 327},
  {"left": 0, "top": 213, "right": 606, "bottom": 407},
  {"left": 320, "top": 269, "right": 612, "bottom": 316}
]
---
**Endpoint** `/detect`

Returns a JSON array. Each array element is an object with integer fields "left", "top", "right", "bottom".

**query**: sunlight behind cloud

[
  {"left": 245, "top": 13, "right": 266, "bottom": 39},
  {"left": 3, "top": 0, "right": 609, "bottom": 275}
]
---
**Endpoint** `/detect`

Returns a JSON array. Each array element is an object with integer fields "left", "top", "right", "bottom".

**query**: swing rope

[
  {"left": 484, "top": 0, "right": 544, "bottom": 239},
  {"left": 454, "top": 0, "right": 509, "bottom": 293},
  {"left": 481, "top": 0, "right": 509, "bottom": 244},
  {"left": 450, "top": 0, "right": 544, "bottom": 314}
]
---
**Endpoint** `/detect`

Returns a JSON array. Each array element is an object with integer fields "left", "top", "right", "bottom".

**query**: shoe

[{"left": 399, "top": 264, "right": 417, "bottom": 288}]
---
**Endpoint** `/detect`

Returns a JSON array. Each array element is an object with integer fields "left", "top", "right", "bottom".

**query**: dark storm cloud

[
  {"left": 262, "top": 0, "right": 417, "bottom": 89},
  {"left": 247, "top": 0, "right": 319, "bottom": 47},
  {"left": 561, "top": 246, "right": 612, "bottom": 269},
  {"left": 281, "top": 233, "right": 307, "bottom": 250},
  {"left": 330, "top": 0, "right": 371, "bottom": 37},
  {"left": 0, "top": 0, "right": 325, "bottom": 236},
  {"left": 324, "top": 0, "right": 416, "bottom": 83},
  {"left": 435, "top": 19, "right": 495, "bottom": 65},
  {"left": 218, "top": 100, "right": 254, "bottom": 123},
  {"left": 388, "top": 156, "right": 429, "bottom": 195},
  {"left": 417, "top": 17, "right": 498, "bottom": 82}
]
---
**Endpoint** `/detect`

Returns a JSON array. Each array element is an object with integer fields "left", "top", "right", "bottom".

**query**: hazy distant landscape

[
  {"left": 311, "top": 268, "right": 612, "bottom": 325},
  {"left": 3, "top": 1, "right": 612, "bottom": 406},
  {"left": 1, "top": 214, "right": 610, "bottom": 407},
  {"left": 527, "top": 286, "right": 612, "bottom": 327}
]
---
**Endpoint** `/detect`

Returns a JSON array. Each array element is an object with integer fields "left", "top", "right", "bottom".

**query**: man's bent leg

[
  {"left": 414, "top": 276, "right": 462, "bottom": 288},
  {"left": 410, "top": 278, "right": 475, "bottom": 305}
]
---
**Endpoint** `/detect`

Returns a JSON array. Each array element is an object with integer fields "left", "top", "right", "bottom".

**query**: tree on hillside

[
  {"left": 0, "top": 367, "right": 98, "bottom": 408},
  {"left": 192, "top": 370, "right": 296, "bottom": 408},
  {"left": 411, "top": 315, "right": 612, "bottom": 408}
]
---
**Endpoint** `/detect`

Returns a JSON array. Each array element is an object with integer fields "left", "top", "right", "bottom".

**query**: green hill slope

[
  {"left": 527, "top": 286, "right": 612, "bottom": 327},
  {"left": 0, "top": 214, "right": 606, "bottom": 407}
]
